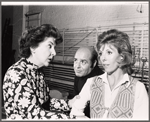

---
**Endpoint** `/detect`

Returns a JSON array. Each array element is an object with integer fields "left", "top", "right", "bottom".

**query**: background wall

[
  {"left": 28, "top": 3, "right": 148, "bottom": 29},
  {"left": 26, "top": 3, "right": 148, "bottom": 63},
  {"left": 2, "top": 6, "right": 13, "bottom": 30},
  {"left": 2, "top": 2, "right": 149, "bottom": 65},
  {"left": 12, "top": 6, "right": 23, "bottom": 61}
]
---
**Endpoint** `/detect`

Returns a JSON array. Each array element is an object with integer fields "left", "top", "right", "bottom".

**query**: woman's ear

[
  {"left": 117, "top": 54, "right": 124, "bottom": 64},
  {"left": 30, "top": 47, "right": 35, "bottom": 54},
  {"left": 120, "top": 54, "right": 124, "bottom": 62}
]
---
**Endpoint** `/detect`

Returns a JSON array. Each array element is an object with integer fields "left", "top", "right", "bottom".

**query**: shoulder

[
  {"left": 135, "top": 80, "right": 147, "bottom": 90},
  {"left": 133, "top": 78, "right": 148, "bottom": 98},
  {"left": 131, "top": 76, "right": 145, "bottom": 87},
  {"left": 87, "top": 76, "right": 98, "bottom": 83},
  {"left": 7, "top": 63, "right": 25, "bottom": 75},
  {"left": 4, "top": 60, "right": 26, "bottom": 82},
  {"left": 129, "top": 76, "right": 146, "bottom": 90}
]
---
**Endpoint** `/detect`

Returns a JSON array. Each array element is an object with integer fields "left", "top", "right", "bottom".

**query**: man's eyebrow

[
  {"left": 73, "top": 58, "right": 77, "bottom": 61},
  {"left": 81, "top": 59, "right": 88, "bottom": 62}
]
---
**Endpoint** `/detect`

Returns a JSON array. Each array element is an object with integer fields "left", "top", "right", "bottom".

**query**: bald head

[
  {"left": 76, "top": 47, "right": 92, "bottom": 59},
  {"left": 76, "top": 46, "right": 98, "bottom": 64},
  {"left": 73, "top": 46, "right": 98, "bottom": 77}
]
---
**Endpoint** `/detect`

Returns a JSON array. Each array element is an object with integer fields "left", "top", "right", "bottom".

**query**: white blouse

[{"left": 70, "top": 72, "right": 149, "bottom": 120}]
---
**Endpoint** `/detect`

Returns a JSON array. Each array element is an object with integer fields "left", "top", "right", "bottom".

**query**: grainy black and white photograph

[{"left": 1, "top": 1, "right": 149, "bottom": 120}]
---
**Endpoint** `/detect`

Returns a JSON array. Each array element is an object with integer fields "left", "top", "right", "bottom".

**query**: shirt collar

[
  {"left": 98, "top": 72, "right": 131, "bottom": 88},
  {"left": 21, "top": 58, "right": 39, "bottom": 71}
]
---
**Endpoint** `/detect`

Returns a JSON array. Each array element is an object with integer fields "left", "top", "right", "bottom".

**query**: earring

[
  {"left": 32, "top": 51, "right": 35, "bottom": 54},
  {"left": 120, "top": 57, "right": 123, "bottom": 61}
]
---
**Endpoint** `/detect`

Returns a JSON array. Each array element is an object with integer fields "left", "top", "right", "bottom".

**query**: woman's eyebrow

[
  {"left": 106, "top": 49, "right": 112, "bottom": 51},
  {"left": 109, "top": 45, "right": 116, "bottom": 51},
  {"left": 49, "top": 41, "right": 56, "bottom": 46},
  {"left": 49, "top": 42, "right": 54, "bottom": 45}
]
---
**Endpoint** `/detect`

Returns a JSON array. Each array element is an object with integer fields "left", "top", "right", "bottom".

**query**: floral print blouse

[{"left": 3, "top": 58, "right": 72, "bottom": 120}]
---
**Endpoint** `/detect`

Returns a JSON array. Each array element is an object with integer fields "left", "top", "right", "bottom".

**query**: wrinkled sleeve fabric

[
  {"left": 133, "top": 81, "right": 149, "bottom": 120},
  {"left": 3, "top": 68, "right": 70, "bottom": 119},
  {"left": 70, "top": 77, "right": 94, "bottom": 116}
]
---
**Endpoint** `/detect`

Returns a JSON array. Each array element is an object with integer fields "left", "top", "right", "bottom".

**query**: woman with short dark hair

[{"left": 3, "top": 24, "right": 71, "bottom": 119}]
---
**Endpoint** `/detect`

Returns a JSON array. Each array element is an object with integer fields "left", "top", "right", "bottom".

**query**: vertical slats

[{"left": 44, "top": 23, "right": 149, "bottom": 94}]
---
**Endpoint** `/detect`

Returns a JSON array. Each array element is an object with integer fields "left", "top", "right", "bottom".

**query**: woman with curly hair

[{"left": 3, "top": 24, "right": 72, "bottom": 120}]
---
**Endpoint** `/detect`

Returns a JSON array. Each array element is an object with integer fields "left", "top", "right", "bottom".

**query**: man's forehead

[
  {"left": 77, "top": 47, "right": 91, "bottom": 54},
  {"left": 75, "top": 48, "right": 92, "bottom": 60}
]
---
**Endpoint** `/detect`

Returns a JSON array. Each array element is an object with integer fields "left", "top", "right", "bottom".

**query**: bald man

[{"left": 70, "top": 46, "right": 104, "bottom": 118}]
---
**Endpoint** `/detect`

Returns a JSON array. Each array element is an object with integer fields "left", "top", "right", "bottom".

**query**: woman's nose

[
  {"left": 51, "top": 48, "right": 56, "bottom": 56},
  {"left": 101, "top": 54, "right": 106, "bottom": 62}
]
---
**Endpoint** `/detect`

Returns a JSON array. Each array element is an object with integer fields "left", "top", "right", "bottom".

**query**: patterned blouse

[{"left": 3, "top": 58, "right": 72, "bottom": 120}]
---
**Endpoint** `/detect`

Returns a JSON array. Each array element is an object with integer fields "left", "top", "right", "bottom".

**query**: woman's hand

[{"left": 68, "top": 95, "right": 80, "bottom": 108}]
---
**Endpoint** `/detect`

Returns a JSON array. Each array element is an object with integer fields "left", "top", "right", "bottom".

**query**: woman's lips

[
  {"left": 48, "top": 58, "right": 52, "bottom": 63},
  {"left": 103, "top": 64, "right": 109, "bottom": 68}
]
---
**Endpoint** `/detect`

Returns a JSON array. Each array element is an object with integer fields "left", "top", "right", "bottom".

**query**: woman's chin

[{"left": 44, "top": 62, "right": 50, "bottom": 67}]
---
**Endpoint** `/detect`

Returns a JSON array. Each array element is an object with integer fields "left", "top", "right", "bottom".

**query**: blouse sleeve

[
  {"left": 70, "top": 77, "right": 94, "bottom": 116},
  {"left": 3, "top": 68, "right": 70, "bottom": 119},
  {"left": 132, "top": 81, "right": 149, "bottom": 120}
]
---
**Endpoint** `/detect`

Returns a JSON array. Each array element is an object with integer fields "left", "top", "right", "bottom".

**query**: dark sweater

[{"left": 73, "top": 65, "right": 104, "bottom": 117}]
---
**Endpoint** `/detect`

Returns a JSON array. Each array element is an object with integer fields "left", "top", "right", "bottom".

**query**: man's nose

[{"left": 76, "top": 61, "right": 81, "bottom": 68}]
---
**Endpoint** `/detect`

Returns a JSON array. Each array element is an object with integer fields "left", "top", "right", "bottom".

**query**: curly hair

[
  {"left": 18, "top": 24, "right": 63, "bottom": 58},
  {"left": 96, "top": 29, "right": 133, "bottom": 75}
]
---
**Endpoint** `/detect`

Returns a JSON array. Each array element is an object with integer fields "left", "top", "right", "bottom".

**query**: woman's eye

[
  {"left": 108, "top": 51, "right": 112, "bottom": 55},
  {"left": 49, "top": 44, "right": 52, "bottom": 48},
  {"left": 99, "top": 52, "right": 102, "bottom": 56}
]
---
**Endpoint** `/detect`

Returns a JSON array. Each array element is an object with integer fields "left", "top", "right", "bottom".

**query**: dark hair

[
  {"left": 96, "top": 29, "right": 133, "bottom": 75},
  {"left": 18, "top": 24, "right": 63, "bottom": 58}
]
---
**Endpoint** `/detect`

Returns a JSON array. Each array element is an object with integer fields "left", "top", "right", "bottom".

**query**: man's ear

[
  {"left": 93, "top": 60, "right": 97, "bottom": 67},
  {"left": 91, "top": 60, "right": 97, "bottom": 68}
]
